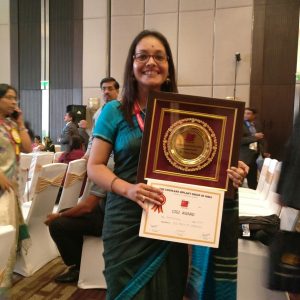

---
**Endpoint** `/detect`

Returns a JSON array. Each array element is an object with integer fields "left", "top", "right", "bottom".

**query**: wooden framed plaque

[{"left": 137, "top": 91, "right": 245, "bottom": 198}]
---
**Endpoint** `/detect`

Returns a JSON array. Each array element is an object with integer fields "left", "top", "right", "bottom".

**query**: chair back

[
  {"left": 53, "top": 151, "right": 64, "bottom": 162},
  {"left": 265, "top": 162, "right": 282, "bottom": 215},
  {"left": 24, "top": 152, "right": 54, "bottom": 202},
  {"left": 15, "top": 163, "right": 67, "bottom": 277},
  {"left": 26, "top": 163, "right": 67, "bottom": 223},
  {"left": 54, "top": 144, "right": 61, "bottom": 152},
  {"left": 18, "top": 153, "right": 34, "bottom": 202},
  {"left": 260, "top": 159, "right": 278, "bottom": 200},
  {"left": 57, "top": 159, "right": 87, "bottom": 211},
  {"left": 256, "top": 157, "right": 272, "bottom": 193},
  {"left": 78, "top": 178, "right": 92, "bottom": 203}
]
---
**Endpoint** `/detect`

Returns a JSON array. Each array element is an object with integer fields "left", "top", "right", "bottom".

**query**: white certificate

[{"left": 139, "top": 179, "right": 225, "bottom": 248}]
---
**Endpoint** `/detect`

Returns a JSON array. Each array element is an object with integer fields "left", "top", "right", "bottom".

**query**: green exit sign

[{"left": 40, "top": 80, "right": 49, "bottom": 89}]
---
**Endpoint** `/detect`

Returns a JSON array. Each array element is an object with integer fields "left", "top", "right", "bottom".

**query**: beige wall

[
  {"left": 83, "top": 0, "right": 253, "bottom": 106},
  {"left": 0, "top": 0, "right": 253, "bottom": 105},
  {"left": 0, "top": 0, "right": 10, "bottom": 84},
  {"left": 82, "top": 0, "right": 108, "bottom": 104}
]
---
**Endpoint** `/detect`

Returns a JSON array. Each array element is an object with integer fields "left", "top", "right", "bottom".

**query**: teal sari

[
  {"left": 93, "top": 101, "right": 188, "bottom": 300},
  {"left": 186, "top": 199, "right": 239, "bottom": 300}
]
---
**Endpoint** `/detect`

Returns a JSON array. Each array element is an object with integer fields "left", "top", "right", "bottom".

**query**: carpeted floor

[{"left": 9, "top": 257, "right": 106, "bottom": 299}]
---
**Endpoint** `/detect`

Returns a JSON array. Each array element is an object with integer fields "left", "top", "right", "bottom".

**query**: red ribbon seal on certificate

[{"left": 151, "top": 194, "right": 166, "bottom": 214}]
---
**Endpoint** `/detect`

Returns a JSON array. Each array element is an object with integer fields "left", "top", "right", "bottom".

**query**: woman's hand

[
  {"left": 126, "top": 183, "right": 165, "bottom": 211},
  {"left": 227, "top": 160, "right": 249, "bottom": 189},
  {"left": 0, "top": 172, "right": 13, "bottom": 191}
]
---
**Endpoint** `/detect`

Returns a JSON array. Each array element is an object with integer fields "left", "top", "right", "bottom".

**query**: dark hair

[
  {"left": 67, "top": 111, "right": 76, "bottom": 121},
  {"left": 100, "top": 77, "right": 120, "bottom": 90},
  {"left": 245, "top": 107, "right": 258, "bottom": 114},
  {"left": 121, "top": 30, "right": 178, "bottom": 124},
  {"left": 34, "top": 135, "right": 41, "bottom": 142},
  {"left": 67, "top": 135, "right": 82, "bottom": 152},
  {"left": 0, "top": 83, "right": 17, "bottom": 99}
]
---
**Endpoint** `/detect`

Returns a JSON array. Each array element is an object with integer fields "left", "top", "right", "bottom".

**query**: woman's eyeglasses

[{"left": 133, "top": 53, "right": 168, "bottom": 64}]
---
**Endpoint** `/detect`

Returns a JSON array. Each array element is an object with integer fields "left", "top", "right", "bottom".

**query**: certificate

[
  {"left": 139, "top": 179, "right": 225, "bottom": 247},
  {"left": 137, "top": 91, "right": 245, "bottom": 199}
]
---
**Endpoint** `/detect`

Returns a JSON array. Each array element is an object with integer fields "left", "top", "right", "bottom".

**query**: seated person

[
  {"left": 44, "top": 156, "right": 114, "bottom": 283},
  {"left": 43, "top": 136, "right": 55, "bottom": 152},
  {"left": 58, "top": 135, "right": 85, "bottom": 164},
  {"left": 32, "top": 135, "right": 44, "bottom": 151}
]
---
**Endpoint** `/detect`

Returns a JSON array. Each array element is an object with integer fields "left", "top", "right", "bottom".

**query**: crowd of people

[{"left": 0, "top": 29, "right": 299, "bottom": 300}]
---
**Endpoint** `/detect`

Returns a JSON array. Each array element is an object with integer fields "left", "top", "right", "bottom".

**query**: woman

[
  {"left": 0, "top": 83, "right": 32, "bottom": 294},
  {"left": 58, "top": 135, "right": 84, "bottom": 164},
  {"left": 88, "top": 30, "right": 246, "bottom": 300},
  {"left": 43, "top": 136, "right": 55, "bottom": 153},
  {"left": 32, "top": 135, "right": 43, "bottom": 151}
]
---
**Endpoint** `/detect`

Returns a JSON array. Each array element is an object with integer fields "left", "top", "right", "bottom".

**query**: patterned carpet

[{"left": 9, "top": 258, "right": 106, "bottom": 299}]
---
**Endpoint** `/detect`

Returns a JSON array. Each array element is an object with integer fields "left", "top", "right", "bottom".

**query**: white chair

[
  {"left": 239, "top": 159, "right": 278, "bottom": 204},
  {"left": 53, "top": 151, "right": 64, "bottom": 162},
  {"left": 54, "top": 144, "right": 61, "bottom": 152},
  {"left": 0, "top": 225, "right": 16, "bottom": 282},
  {"left": 78, "top": 178, "right": 92, "bottom": 203},
  {"left": 24, "top": 152, "right": 54, "bottom": 202},
  {"left": 279, "top": 206, "right": 299, "bottom": 231},
  {"left": 239, "top": 157, "right": 272, "bottom": 197},
  {"left": 78, "top": 236, "right": 106, "bottom": 289},
  {"left": 239, "top": 161, "right": 282, "bottom": 217},
  {"left": 18, "top": 153, "right": 34, "bottom": 203},
  {"left": 56, "top": 159, "right": 87, "bottom": 212},
  {"left": 14, "top": 163, "right": 68, "bottom": 277}
]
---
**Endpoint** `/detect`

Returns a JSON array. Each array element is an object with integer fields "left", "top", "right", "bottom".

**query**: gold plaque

[{"left": 163, "top": 118, "right": 218, "bottom": 172}]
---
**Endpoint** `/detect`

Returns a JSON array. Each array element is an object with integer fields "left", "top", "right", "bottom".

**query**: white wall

[
  {"left": 82, "top": 0, "right": 108, "bottom": 105},
  {"left": 0, "top": 0, "right": 10, "bottom": 83},
  {"left": 83, "top": 0, "right": 254, "bottom": 106}
]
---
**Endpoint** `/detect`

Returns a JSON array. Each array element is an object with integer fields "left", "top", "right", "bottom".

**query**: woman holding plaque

[
  {"left": 88, "top": 30, "right": 246, "bottom": 300},
  {"left": 0, "top": 84, "right": 31, "bottom": 295}
]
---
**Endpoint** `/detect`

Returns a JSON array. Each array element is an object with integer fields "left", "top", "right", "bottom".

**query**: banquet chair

[
  {"left": 14, "top": 163, "right": 68, "bottom": 277},
  {"left": 24, "top": 152, "right": 54, "bottom": 202},
  {"left": 239, "top": 159, "right": 278, "bottom": 205},
  {"left": 56, "top": 159, "right": 87, "bottom": 211},
  {"left": 78, "top": 236, "right": 106, "bottom": 289},
  {"left": 239, "top": 157, "right": 272, "bottom": 197},
  {"left": 78, "top": 178, "right": 92, "bottom": 203},
  {"left": 53, "top": 151, "right": 64, "bottom": 162},
  {"left": 54, "top": 144, "right": 61, "bottom": 152},
  {"left": 18, "top": 153, "right": 34, "bottom": 203},
  {"left": 0, "top": 225, "right": 16, "bottom": 281},
  {"left": 239, "top": 162, "right": 282, "bottom": 217}
]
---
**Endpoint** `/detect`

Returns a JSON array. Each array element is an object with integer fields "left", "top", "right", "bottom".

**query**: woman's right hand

[
  {"left": 0, "top": 172, "right": 13, "bottom": 191},
  {"left": 127, "top": 183, "right": 165, "bottom": 211}
]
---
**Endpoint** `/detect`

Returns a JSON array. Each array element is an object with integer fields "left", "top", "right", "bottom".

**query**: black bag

[
  {"left": 239, "top": 214, "right": 280, "bottom": 245},
  {"left": 268, "top": 230, "right": 300, "bottom": 293}
]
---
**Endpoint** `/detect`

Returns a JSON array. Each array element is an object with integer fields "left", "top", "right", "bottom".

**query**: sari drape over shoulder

[
  {"left": 0, "top": 118, "right": 29, "bottom": 293},
  {"left": 93, "top": 101, "right": 188, "bottom": 300}
]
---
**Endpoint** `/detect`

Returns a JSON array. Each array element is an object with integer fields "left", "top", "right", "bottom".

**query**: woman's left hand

[{"left": 227, "top": 160, "right": 249, "bottom": 189}]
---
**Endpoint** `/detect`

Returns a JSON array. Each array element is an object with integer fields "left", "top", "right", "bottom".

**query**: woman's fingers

[
  {"left": 227, "top": 164, "right": 248, "bottom": 188},
  {"left": 130, "top": 183, "right": 165, "bottom": 209},
  {"left": 238, "top": 160, "right": 249, "bottom": 174}
]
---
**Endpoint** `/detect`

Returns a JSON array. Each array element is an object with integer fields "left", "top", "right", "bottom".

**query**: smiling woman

[
  {"left": 87, "top": 30, "right": 247, "bottom": 300},
  {"left": 0, "top": 83, "right": 32, "bottom": 296}
]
